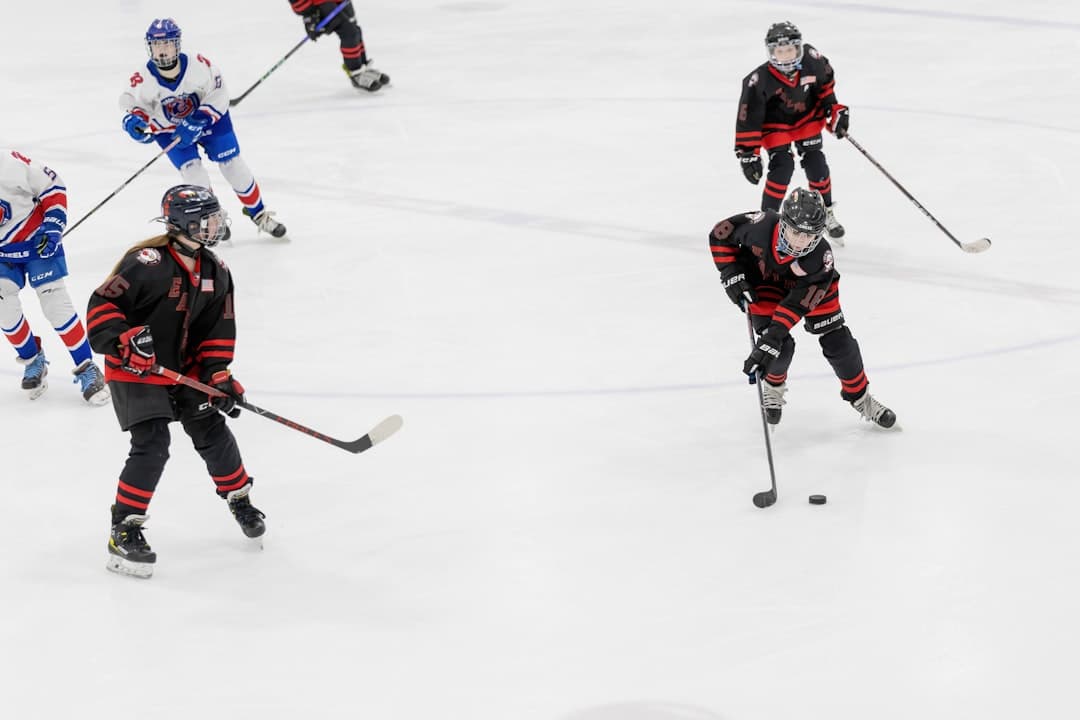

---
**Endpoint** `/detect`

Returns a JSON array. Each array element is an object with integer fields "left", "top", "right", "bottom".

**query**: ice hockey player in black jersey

[
  {"left": 735, "top": 22, "right": 848, "bottom": 243},
  {"left": 289, "top": 0, "right": 391, "bottom": 92},
  {"left": 87, "top": 186, "right": 265, "bottom": 578},
  {"left": 710, "top": 187, "right": 895, "bottom": 428}
]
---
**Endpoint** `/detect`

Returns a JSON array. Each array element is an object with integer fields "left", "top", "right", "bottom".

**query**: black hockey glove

[
  {"left": 737, "top": 151, "right": 762, "bottom": 184},
  {"left": 302, "top": 9, "right": 324, "bottom": 40},
  {"left": 722, "top": 271, "right": 755, "bottom": 311},
  {"left": 209, "top": 370, "right": 245, "bottom": 418},
  {"left": 828, "top": 105, "right": 850, "bottom": 138},
  {"left": 117, "top": 326, "right": 156, "bottom": 376},
  {"left": 743, "top": 330, "right": 782, "bottom": 379}
]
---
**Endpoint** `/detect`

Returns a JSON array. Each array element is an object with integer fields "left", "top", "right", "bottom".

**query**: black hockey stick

[
  {"left": 844, "top": 134, "right": 991, "bottom": 254},
  {"left": 230, "top": 0, "right": 352, "bottom": 107},
  {"left": 64, "top": 136, "right": 182, "bottom": 238},
  {"left": 152, "top": 364, "right": 403, "bottom": 454},
  {"left": 744, "top": 312, "right": 779, "bottom": 509}
]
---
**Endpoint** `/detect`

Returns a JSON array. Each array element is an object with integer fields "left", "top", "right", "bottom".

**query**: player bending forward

[
  {"left": 710, "top": 187, "right": 896, "bottom": 428},
  {"left": 120, "top": 18, "right": 288, "bottom": 240},
  {"left": 88, "top": 186, "right": 265, "bottom": 579}
]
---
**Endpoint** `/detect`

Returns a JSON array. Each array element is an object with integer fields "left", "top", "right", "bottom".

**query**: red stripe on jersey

[{"left": 87, "top": 311, "right": 126, "bottom": 331}]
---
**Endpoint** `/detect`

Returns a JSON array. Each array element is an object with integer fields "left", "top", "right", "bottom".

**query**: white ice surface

[{"left": 1, "top": 1, "right": 1078, "bottom": 718}]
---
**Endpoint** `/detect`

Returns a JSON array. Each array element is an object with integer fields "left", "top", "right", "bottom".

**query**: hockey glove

[
  {"left": 302, "top": 9, "right": 324, "bottom": 40},
  {"left": 117, "top": 326, "right": 156, "bottom": 376},
  {"left": 722, "top": 272, "right": 755, "bottom": 311},
  {"left": 35, "top": 229, "right": 62, "bottom": 259},
  {"left": 209, "top": 369, "right": 245, "bottom": 418},
  {"left": 737, "top": 151, "right": 763, "bottom": 184},
  {"left": 122, "top": 113, "right": 154, "bottom": 144},
  {"left": 828, "top": 105, "right": 850, "bottom": 138},
  {"left": 171, "top": 114, "right": 210, "bottom": 148},
  {"left": 743, "top": 330, "right": 782, "bottom": 379}
]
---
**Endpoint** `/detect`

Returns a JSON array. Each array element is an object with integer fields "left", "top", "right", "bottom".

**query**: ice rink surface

[{"left": 1, "top": 1, "right": 1078, "bottom": 718}]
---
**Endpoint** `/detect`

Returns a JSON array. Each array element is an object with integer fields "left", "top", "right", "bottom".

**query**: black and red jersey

[
  {"left": 709, "top": 210, "right": 839, "bottom": 335},
  {"left": 288, "top": 0, "right": 341, "bottom": 15},
  {"left": 86, "top": 243, "right": 236, "bottom": 385},
  {"left": 734, "top": 44, "right": 841, "bottom": 154}
]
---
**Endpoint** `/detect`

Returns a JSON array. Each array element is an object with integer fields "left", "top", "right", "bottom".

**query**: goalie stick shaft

[
  {"left": 845, "top": 134, "right": 991, "bottom": 254},
  {"left": 229, "top": 0, "right": 352, "bottom": 107},
  {"left": 151, "top": 364, "right": 402, "bottom": 454}
]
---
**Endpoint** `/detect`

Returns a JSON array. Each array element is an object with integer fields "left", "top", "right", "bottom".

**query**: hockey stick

[
  {"left": 151, "top": 364, "right": 403, "bottom": 454},
  {"left": 64, "top": 136, "right": 182, "bottom": 238},
  {"left": 844, "top": 134, "right": 991, "bottom": 254},
  {"left": 745, "top": 312, "right": 779, "bottom": 509},
  {"left": 229, "top": 0, "right": 353, "bottom": 107}
]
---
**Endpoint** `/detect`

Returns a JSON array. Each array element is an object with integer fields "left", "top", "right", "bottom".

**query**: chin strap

[{"left": 169, "top": 236, "right": 200, "bottom": 257}]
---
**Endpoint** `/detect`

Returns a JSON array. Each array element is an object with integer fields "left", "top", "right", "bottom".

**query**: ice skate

[
  {"left": 227, "top": 483, "right": 266, "bottom": 541},
  {"left": 72, "top": 359, "right": 110, "bottom": 406},
  {"left": 106, "top": 509, "right": 156, "bottom": 579},
  {"left": 761, "top": 381, "right": 787, "bottom": 425},
  {"left": 17, "top": 338, "right": 48, "bottom": 400},
  {"left": 851, "top": 390, "right": 896, "bottom": 428},
  {"left": 344, "top": 61, "right": 390, "bottom": 92},
  {"left": 825, "top": 203, "right": 845, "bottom": 245},
  {"left": 244, "top": 207, "right": 287, "bottom": 239}
]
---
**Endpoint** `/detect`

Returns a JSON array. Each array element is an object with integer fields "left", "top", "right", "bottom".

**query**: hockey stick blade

[
  {"left": 961, "top": 237, "right": 992, "bottom": 254},
  {"left": 334, "top": 414, "right": 404, "bottom": 454}
]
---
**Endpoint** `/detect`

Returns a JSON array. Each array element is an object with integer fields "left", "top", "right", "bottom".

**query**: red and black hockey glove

[
  {"left": 117, "top": 326, "right": 156, "bottom": 376},
  {"left": 736, "top": 150, "right": 763, "bottom": 184},
  {"left": 743, "top": 329, "right": 782, "bottom": 379},
  {"left": 209, "top": 370, "right": 245, "bottom": 418},
  {"left": 827, "top": 105, "right": 850, "bottom": 138}
]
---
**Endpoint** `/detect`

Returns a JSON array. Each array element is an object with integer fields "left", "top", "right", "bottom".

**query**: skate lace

[
  {"left": 22, "top": 354, "right": 48, "bottom": 380},
  {"left": 254, "top": 211, "right": 281, "bottom": 233},
  {"left": 761, "top": 382, "right": 787, "bottom": 410},
  {"left": 120, "top": 525, "right": 150, "bottom": 551},
  {"left": 74, "top": 363, "right": 104, "bottom": 393},
  {"left": 230, "top": 498, "right": 266, "bottom": 525},
  {"left": 854, "top": 393, "right": 888, "bottom": 423}
]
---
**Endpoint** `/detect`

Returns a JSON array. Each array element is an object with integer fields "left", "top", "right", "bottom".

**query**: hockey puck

[{"left": 808, "top": 494, "right": 827, "bottom": 505}]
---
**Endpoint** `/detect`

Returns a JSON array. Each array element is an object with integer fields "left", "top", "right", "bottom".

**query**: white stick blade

[
  {"left": 962, "top": 237, "right": 992, "bottom": 253},
  {"left": 369, "top": 414, "right": 404, "bottom": 445}
]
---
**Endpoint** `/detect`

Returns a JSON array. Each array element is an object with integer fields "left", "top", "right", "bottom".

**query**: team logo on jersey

[
  {"left": 161, "top": 94, "right": 197, "bottom": 122},
  {"left": 808, "top": 47, "right": 821, "bottom": 60},
  {"left": 137, "top": 248, "right": 162, "bottom": 265},
  {"left": 823, "top": 250, "right": 834, "bottom": 272},
  {"left": 749, "top": 211, "right": 766, "bottom": 223},
  {"left": 0, "top": 199, "right": 10, "bottom": 227},
  {"left": 748, "top": 72, "right": 759, "bottom": 87}
]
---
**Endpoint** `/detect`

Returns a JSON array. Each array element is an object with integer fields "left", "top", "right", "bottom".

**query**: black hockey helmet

[
  {"left": 778, "top": 187, "right": 826, "bottom": 257},
  {"left": 159, "top": 185, "right": 227, "bottom": 247},
  {"left": 765, "top": 21, "right": 803, "bottom": 74}
]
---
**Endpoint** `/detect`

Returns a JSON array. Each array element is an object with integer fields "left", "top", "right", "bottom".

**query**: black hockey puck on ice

[{"left": 808, "top": 494, "right": 827, "bottom": 505}]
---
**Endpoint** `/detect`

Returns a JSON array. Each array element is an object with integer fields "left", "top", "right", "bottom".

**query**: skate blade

[
  {"left": 86, "top": 387, "right": 112, "bottom": 407},
  {"left": 25, "top": 380, "right": 48, "bottom": 400},
  {"left": 106, "top": 555, "right": 154, "bottom": 579},
  {"left": 242, "top": 536, "right": 264, "bottom": 551}
]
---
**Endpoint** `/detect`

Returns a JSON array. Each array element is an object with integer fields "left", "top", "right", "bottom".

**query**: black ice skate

[
  {"left": 73, "top": 359, "right": 110, "bottom": 406},
  {"left": 106, "top": 509, "right": 156, "bottom": 579},
  {"left": 761, "top": 381, "right": 787, "bottom": 425},
  {"left": 825, "top": 204, "right": 845, "bottom": 246},
  {"left": 227, "top": 484, "right": 266, "bottom": 539},
  {"left": 851, "top": 391, "right": 896, "bottom": 429},
  {"left": 243, "top": 207, "right": 287, "bottom": 238}
]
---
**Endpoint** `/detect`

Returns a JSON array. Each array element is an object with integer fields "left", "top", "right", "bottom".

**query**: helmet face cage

[
  {"left": 146, "top": 18, "right": 181, "bottom": 69},
  {"left": 765, "top": 22, "right": 803, "bottom": 74},
  {"left": 778, "top": 188, "right": 826, "bottom": 258},
  {"left": 161, "top": 185, "right": 226, "bottom": 248}
]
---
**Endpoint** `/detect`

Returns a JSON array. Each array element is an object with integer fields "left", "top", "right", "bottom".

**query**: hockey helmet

[
  {"left": 146, "top": 18, "right": 182, "bottom": 70},
  {"left": 777, "top": 188, "right": 826, "bottom": 257},
  {"left": 160, "top": 185, "right": 227, "bottom": 247},
  {"left": 765, "top": 21, "right": 803, "bottom": 74}
]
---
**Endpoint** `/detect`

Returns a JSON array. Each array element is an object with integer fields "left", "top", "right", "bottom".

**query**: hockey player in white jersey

[
  {"left": 119, "top": 18, "right": 288, "bottom": 239},
  {"left": 0, "top": 150, "right": 109, "bottom": 405}
]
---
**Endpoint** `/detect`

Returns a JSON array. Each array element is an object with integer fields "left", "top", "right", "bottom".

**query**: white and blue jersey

[{"left": 0, "top": 150, "right": 70, "bottom": 291}]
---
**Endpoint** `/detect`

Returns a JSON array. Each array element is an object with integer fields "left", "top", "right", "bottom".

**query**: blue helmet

[{"left": 145, "top": 18, "right": 182, "bottom": 70}]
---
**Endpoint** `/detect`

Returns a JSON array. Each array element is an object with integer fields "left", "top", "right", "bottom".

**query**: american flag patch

[{"left": 201, "top": 278, "right": 214, "bottom": 292}]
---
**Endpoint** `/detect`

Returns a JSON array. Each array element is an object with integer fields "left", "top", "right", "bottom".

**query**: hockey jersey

[
  {"left": 86, "top": 242, "right": 237, "bottom": 385},
  {"left": 0, "top": 150, "right": 66, "bottom": 259},
  {"left": 119, "top": 53, "right": 230, "bottom": 135},
  {"left": 710, "top": 210, "right": 840, "bottom": 336},
  {"left": 734, "top": 44, "right": 842, "bottom": 154}
]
